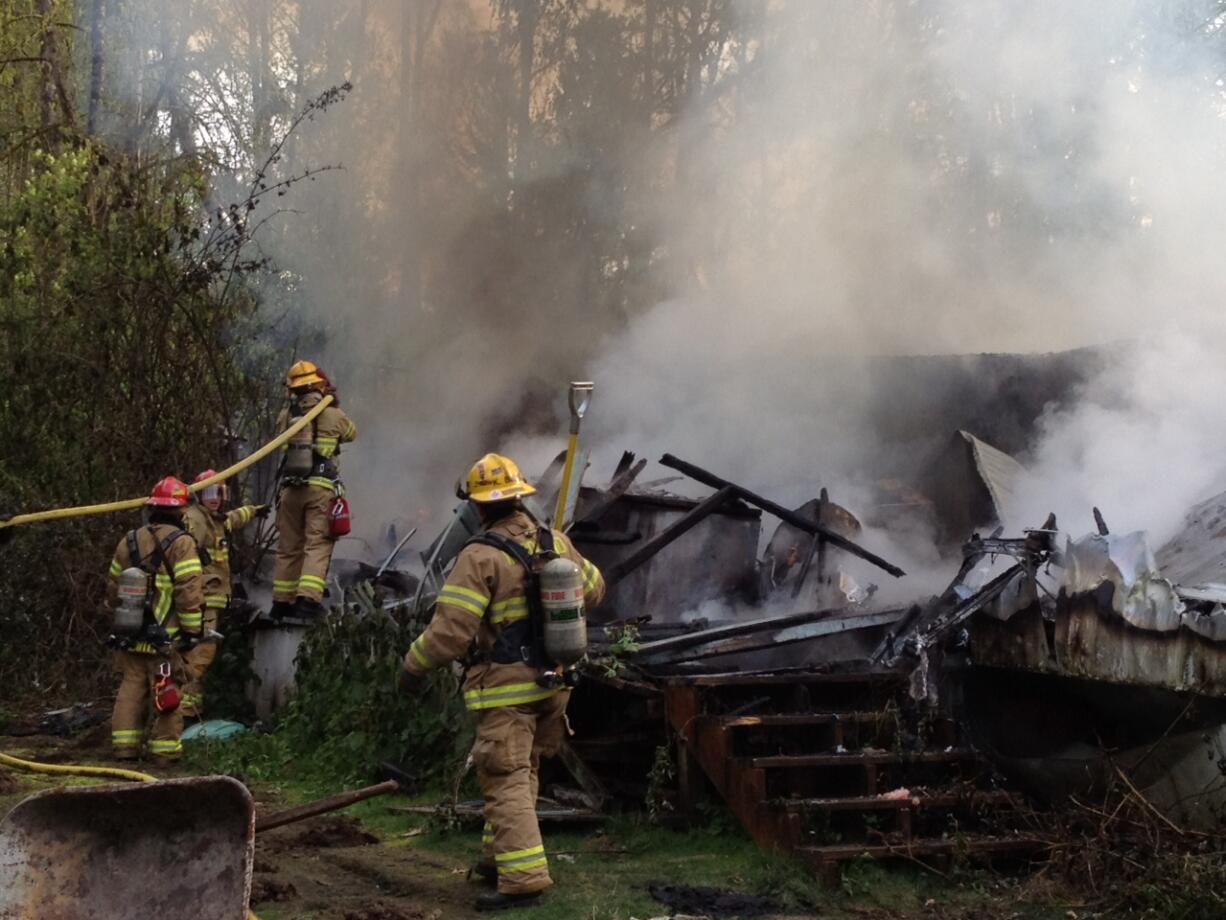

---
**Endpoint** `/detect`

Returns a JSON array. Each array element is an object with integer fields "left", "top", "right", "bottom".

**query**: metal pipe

[{"left": 376, "top": 527, "right": 418, "bottom": 578}]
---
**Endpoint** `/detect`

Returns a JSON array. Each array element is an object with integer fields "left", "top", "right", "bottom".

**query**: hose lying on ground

[
  {"left": 0, "top": 751, "right": 156, "bottom": 783},
  {"left": 0, "top": 395, "right": 334, "bottom": 530}
]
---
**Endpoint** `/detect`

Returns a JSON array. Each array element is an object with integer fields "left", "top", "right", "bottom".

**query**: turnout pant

[
  {"left": 474, "top": 691, "right": 569, "bottom": 896},
  {"left": 273, "top": 484, "right": 335, "bottom": 603},
  {"left": 111, "top": 651, "right": 185, "bottom": 762},
  {"left": 180, "top": 609, "right": 220, "bottom": 717}
]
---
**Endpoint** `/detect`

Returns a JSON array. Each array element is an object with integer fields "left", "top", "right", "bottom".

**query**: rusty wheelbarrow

[
  {"left": 0, "top": 776, "right": 254, "bottom": 920},
  {"left": 0, "top": 764, "right": 413, "bottom": 919}
]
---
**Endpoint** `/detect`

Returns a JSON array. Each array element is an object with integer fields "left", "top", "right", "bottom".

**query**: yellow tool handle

[
  {"left": 0, "top": 395, "right": 334, "bottom": 529},
  {"left": 553, "top": 432, "right": 580, "bottom": 529}
]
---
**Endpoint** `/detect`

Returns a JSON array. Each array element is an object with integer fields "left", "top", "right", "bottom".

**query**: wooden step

[
  {"left": 717, "top": 711, "right": 883, "bottom": 729},
  {"left": 776, "top": 789, "right": 1018, "bottom": 812},
  {"left": 798, "top": 834, "right": 1044, "bottom": 864},
  {"left": 750, "top": 748, "right": 976, "bottom": 769}
]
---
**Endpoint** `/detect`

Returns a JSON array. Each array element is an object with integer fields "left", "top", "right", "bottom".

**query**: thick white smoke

[
  {"left": 532, "top": 0, "right": 1226, "bottom": 561},
  {"left": 113, "top": 0, "right": 1226, "bottom": 571}
]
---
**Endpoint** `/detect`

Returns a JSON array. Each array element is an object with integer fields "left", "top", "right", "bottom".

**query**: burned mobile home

[
  {"left": 329, "top": 439, "right": 1032, "bottom": 872},
  {"left": 246, "top": 349, "right": 1226, "bottom": 872}
]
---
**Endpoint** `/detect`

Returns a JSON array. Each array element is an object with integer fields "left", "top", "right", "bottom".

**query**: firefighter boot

[
  {"left": 474, "top": 891, "right": 542, "bottom": 912},
  {"left": 293, "top": 596, "right": 325, "bottom": 619},
  {"left": 469, "top": 862, "right": 497, "bottom": 888},
  {"left": 269, "top": 600, "right": 295, "bottom": 621}
]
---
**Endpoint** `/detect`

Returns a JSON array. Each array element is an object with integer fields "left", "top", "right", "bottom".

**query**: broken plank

[
  {"left": 601, "top": 485, "right": 737, "bottom": 585},
  {"left": 659, "top": 454, "right": 905, "bottom": 577},
  {"left": 777, "top": 790, "right": 1019, "bottom": 812},
  {"left": 557, "top": 741, "right": 609, "bottom": 811},
  {"left": 750, "top": 749, "right": 976, "bottom": 769},
  {"left": 797, "top": 834, "right": 1043, "bottom": 864}
]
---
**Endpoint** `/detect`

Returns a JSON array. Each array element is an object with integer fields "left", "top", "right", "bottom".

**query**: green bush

[
  {"left": 189, "top": 603, "right": 473, "bottom": 789},
  {"left": 0, "top": 143, "right": 277, "bottom": 700}
]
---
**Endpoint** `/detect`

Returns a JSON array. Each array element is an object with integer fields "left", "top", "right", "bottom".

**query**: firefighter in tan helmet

[
  {"left": 181, "top": 470, "right": 269, "bottom": 719},
  {"left": 106, "top": 477, "right": 203, "bottom": 764},
  {"left": 271, "top": 360, "right": 357, "bottom": 619},
  {"left": 399, "top": 454, "right": 605, "bottom": 911}
]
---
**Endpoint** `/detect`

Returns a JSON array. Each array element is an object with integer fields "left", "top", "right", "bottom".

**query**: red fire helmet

[
  {"left": 147, "top": 476, "right": 191, "bottom": 508},
  {"left": 194, "top": 469, "right": 227, "bottom": 503}
]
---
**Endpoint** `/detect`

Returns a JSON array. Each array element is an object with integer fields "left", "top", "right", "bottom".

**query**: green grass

[
  {"left": 340, "top": 795, "right": 1069, "bottom": 920},
  {"left": 4, "top": 736, "right": 1078, "bottom": 920}
]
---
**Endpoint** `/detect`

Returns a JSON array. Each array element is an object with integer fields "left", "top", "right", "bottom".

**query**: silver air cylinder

[
  {"left": 114, "top": 567, "right": 148, "bottom": 635},
  {"left": 284, "top": 416, "right": 313, "bottom": 477},
  {"left": 539, "top": 557, "right": 587, "bottom": 666}
]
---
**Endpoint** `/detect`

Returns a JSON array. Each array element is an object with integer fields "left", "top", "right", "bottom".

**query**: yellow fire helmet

[
  {"left": 286, "top": 359, "right": 326, "bottom": 389},
  {"left": 463, "top": 453, "right": 537, "bottom": 503}
]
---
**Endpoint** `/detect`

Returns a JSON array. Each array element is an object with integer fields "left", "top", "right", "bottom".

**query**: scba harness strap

[
  {"left": 466, "top": 525, "right": 557, "bottom": 667},
  {"left": 125, "top": 526, "right": 189, "bottom": 627}
]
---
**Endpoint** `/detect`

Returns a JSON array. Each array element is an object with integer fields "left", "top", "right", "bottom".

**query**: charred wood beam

[
  {"left": 659, "top": 454, "right": 905, "bottom": 577},
  {"left": 872, "top": 564, "right": 1024, "bottom": 665},
  {"left": 630, "top": 607, "right": 904, "bottom": 665},
  {"left": 569, "top": 528, "right": 643, "bottom": 545},
  {"left": 913, "top": 563, "right": 1023, "bottom": 648},
  {"left": 601, "top": 485, "right": 737, "bottom": 585},
  {"left": 791, "top": 487, "right": 828, "bottom": 599},
  {"left": 1094, "top": 507, "right": 1110, "bottom": 536},
  {"left": 873, "top": 514, "right": 1056, "bottom": 665},
  {"left": 557, "top": 741, "right": 608, "bottom": 811},
  {"left": 573, "top": 458, "right": 648, "bottom": 526}
]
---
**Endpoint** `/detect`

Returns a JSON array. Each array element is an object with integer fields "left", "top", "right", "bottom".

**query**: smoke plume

[
  {"left": 101, "top": 1, "right": 1226, "bottom": 566},
  {"left": 509, "top": 0, "right": 1226, "bottom": 557}
]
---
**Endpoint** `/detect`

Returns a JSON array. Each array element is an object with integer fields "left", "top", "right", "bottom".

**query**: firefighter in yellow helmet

[
  {"left": 399, "top": 454, "right": 605, "bottom": 911},
  {"left": 271, "top": 360, "right": 357, "bottom": 618},
  {"left": 180, "top": 470, "right": 270, "bottom": 719},
  {"left": 105, "top": 477, "right": 203, "bottom": 764}
]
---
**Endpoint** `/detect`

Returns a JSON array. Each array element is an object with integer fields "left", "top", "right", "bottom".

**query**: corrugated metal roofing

[{"left": 959, "top": 430, "right": 1026, "bottom": 527}]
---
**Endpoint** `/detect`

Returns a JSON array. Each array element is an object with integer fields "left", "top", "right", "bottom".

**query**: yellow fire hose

[
  {"left": 0, "top": 395, "right": 334, "bottom": 530},
  {"left": 0, "top": 751, "right": 156, "bottom": 783}
]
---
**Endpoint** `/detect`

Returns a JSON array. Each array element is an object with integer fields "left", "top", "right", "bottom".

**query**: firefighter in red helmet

[
  {"left": 181, "top": 470, "right": 268, "bottom": 719},
  {"left": 105, "top": 477, "right": 202, "bottom": 763}
]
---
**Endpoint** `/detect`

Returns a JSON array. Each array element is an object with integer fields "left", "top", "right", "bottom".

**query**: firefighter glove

[
  {"left": 255, "top": 504, "right": 272, "bottom": 519},
  {"left": 397, "top": 667, "right": 427, "bottom": 696},
  {"left": 177, "top": 632, "right": 202, "bottom": 652}
]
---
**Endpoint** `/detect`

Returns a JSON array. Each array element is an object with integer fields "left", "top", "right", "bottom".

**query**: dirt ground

[
  {"left": 251, "top": 816, "right": 474, "bottom": 920},
  {"left": 0, "top": 729, "right": 1074, "bottom": 920}
]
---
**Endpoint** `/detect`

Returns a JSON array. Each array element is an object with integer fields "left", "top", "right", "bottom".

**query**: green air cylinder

[{"left": 539, "top": 557, "right": 587, "bottom": 666}]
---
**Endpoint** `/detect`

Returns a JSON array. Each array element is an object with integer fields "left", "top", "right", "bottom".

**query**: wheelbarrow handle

[{"left": 254, "top": 778, "right": 400, "bottom": 833}]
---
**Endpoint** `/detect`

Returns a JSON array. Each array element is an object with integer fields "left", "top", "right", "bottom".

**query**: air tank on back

[
  {"left": 284, "top": 417, "right": 314, "bottom": 477},
  {"left": 113, "top": 567, "right": 149, "bottom": 635},
  {"left": 539, "top": 557, "right": 587, "bottom": 666}
]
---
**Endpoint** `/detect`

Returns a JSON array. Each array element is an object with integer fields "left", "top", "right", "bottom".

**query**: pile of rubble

[{"left": 248, "top": 422, "right": 1226, "bottom": 869}]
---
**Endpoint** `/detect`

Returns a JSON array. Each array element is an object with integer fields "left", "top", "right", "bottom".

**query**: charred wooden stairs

[{"left": 663, "top": 669, "right": 1040, "bottom": 875}]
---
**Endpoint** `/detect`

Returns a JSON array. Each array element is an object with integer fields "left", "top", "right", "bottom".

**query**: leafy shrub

[{"left": 190, "top": 601, "right": 473, "bottom": 789}]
